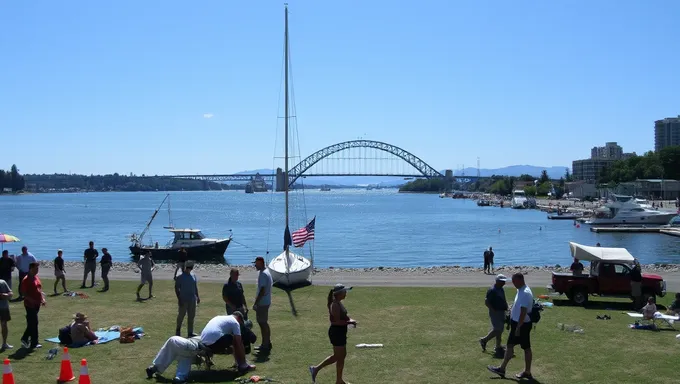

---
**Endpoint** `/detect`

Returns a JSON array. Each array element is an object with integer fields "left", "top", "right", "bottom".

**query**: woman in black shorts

[{"left": 309, "top": 284, "right": 356, "bottom": 384}]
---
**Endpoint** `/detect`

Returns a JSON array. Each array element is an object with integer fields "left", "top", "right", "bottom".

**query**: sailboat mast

[{"left": 284, "top": 4, "right": 290, "bottom": 253}]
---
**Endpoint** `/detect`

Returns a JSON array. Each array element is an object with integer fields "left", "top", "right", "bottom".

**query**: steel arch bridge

[{"left": 286, "top": 140, "right": 443, "bottom": 186}]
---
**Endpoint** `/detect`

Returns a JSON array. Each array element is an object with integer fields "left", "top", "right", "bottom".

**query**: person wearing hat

[
  {"left": 252, "top": 256, "right": 272, "bottom": 352},
  {"left": 70, "top": 312, "right": 99, "bottom": 347},
  {"left": 309, "top": 284, "right": 356, "bottom": 384},
  {"left": 53, "top": 249, "right": 67, "bottom": 295},
  {"left": 479, "top": 274, "right": 509, "bottom": 357},
  {"left": 175, "top": 260, "right": 200, "bottom": 337},
  {"left": 146, "top": 334, "right": 213, "bottom": 383},
  {"left": 199, "top": 311, "right": 255, "bottom": 372}
]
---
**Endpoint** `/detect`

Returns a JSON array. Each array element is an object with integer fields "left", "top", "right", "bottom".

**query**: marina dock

[{"left": 590, "top": 227, "right": 662, "bottom": 233}]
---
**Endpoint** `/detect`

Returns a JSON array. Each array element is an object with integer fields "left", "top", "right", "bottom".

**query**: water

[{"left": 1, "top": 190, "right": 678, "bottom": 267}]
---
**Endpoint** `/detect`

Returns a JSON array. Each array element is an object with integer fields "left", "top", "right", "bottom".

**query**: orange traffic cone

[
  {"left": 2, "top": 359, "right": 15, "bottom": 384},
  {"left": 58, "top": 347, "right": 76, "bottom": 382},
  {"left": 78, "top": 359, "right": 91, "bottom": 384}
]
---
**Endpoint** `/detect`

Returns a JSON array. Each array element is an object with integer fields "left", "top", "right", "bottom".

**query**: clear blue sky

[{"left": 1, "top": 0, "right": 679, "bottom": 175}]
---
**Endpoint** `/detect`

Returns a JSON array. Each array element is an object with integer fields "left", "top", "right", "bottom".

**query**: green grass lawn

[{"left": 1, "top": 279, "right": 678, "bottom": 383}]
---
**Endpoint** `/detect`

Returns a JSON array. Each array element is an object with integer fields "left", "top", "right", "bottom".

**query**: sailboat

[{"left": 267, "top": 5, "right": 313, "bottom": 286}]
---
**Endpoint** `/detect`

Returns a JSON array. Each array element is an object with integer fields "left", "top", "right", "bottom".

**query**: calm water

[{"left": 1, "top": 190, "right": 678, "bottom": 267}]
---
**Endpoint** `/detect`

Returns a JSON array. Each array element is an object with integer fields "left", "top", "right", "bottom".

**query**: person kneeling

[
  {"left": 199, "top": 311, "right": 255, "bottom": 372},
  {"left": 146, "top": 335, "right": 211, "bottom": 383}
]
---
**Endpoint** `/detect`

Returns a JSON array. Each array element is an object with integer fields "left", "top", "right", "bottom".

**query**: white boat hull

[
  {"left": 586, "top": 213, "right": 677, "bottom": 225},
  {"left": 268, "top": 250, "right": 312, "bottom": 286}
]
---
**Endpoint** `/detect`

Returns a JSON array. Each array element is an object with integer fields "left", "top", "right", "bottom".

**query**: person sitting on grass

[
  {"left": 146, "top": 335, "right": 213, "bottom": 384},
  {"left": 70, "top": 312, "right": 99, "bottom": 347},
  {"left": 666, "top": 293, "right": 680, "bottom": 316},
  {"left": 642, "top": 297, "right": 657, "bottom": 320}
]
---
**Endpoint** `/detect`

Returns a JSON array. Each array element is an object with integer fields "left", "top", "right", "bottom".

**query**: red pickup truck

[{"left": 549, "top": 242, "right": 667, "bottom": 305}]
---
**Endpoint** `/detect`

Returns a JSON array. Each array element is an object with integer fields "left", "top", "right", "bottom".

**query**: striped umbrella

[{"left": 0, "top": 234, "right": 20, "bottom": 251}]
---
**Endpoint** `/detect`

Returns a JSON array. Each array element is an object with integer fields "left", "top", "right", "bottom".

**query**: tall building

[
  {"left": 572, "top": 142, "right": 636, "bottom": 182},
  {"left": 654, "top": 116, "right": 680, "bottom": 152}
]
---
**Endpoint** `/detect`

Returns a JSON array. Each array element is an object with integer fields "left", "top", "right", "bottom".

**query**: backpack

[
  {"left": 529, "top": 300, "right": 543, "bottom": 324},
  {"left": 58, "top": 324, "right": 73, "bottom": 345}
]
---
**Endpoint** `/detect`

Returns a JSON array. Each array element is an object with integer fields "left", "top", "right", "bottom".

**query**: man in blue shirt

[
  {"left": 479, "top": 274, "right": 509, "bottom": 357},
  {"left": 175, "top": 261, "right": 200, "bottom": 337},
  {"left": 252, "top": 257, "right": 272, "bottom": 352}
]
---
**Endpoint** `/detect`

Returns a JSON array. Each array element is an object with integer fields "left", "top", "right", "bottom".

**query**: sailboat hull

[{"left": 268, "top": 251, "right": 312, "bottom": 286}]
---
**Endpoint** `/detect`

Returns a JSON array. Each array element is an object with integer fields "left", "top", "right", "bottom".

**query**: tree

[
  {"left": 658, "top": 146, "right": 680, "bottom": 180},
  {"left": 517, "top": 174, "right": 535, "bottom": 182},
  {"left": 539, "top": 170, "right": 550, "bottom": 184},
  {"left": 537, "top": 181, "right": 552, "bottom": 196},
  {"left": 523, "top": 186, "right": 537, "bottom": 196},
  {"left": 564, "top": 168, "right": 573, "bottom": 182}
]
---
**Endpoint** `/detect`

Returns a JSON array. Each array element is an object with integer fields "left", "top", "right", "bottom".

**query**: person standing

[
  {"left": 252, "top": 256, "right": 273, "bottom": 352},
  {"left": 0, "top": 278, "right": 13, "bottom": 350},
  {"left": 53, "top": 250, "right": 67, "bottom": 294},
  {"left": 479, "top": 274, "right": 509, "bottom": 357},
  {"left": 630, "top": 259, "right": 643, "bottom": 310},
  {"left": 570, "top": 258, "right": 584, "bottom": 275},
  {"left": 175, "top": 261, "right": 200, "bottom": 337},
  {"left": 16, "top": 246, "right": 37, "bottom": 299},
  {"left": 309, "top": 284, "right": 356, "bottom": 384},
  {"left": 81, "top": 241, "right": 99, "bottom": 289},
  {"left": 20, "top": 262, "right": 45, "bottom": 349},
  {"left": 100, "top": 248, "right": 112, "bottom": 292},
  {"left": 174, "top": 248, "right": 188, "bottom": 280},
  {"left": 488, "top": 273, "right": 534, "bottom": 380},
  {"left": 0, "top": 251, "right": 16, "bottom": 290},
  {"left": 223, "top": 268, "right": 247, "bottom": 316},
  {"left": 136, "top": 252, "right": 155, "bottom": 300},
  {"left": 483, "top": 248, "right": 491, "bottom": 274},
  {"left": 487, "top": 247, "right": 495, "bottom": 274}
]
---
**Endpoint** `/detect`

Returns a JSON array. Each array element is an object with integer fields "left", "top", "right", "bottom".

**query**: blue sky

[{"left": 1, "top": 1, "right": 679, "bottom": 175}]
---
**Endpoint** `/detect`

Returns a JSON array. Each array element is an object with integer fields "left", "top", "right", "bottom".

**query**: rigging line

[
  {"left": 265, "top": 22, "right": 289, "bottom": 260},
  {"left": 231, "top": 239, "right": 264, "bottom": 254},
  {"left": 287, "top": 38, "right": 309, "bottom": 224}
]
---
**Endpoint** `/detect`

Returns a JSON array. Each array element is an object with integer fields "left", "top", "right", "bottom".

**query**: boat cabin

[{"left": 170, "top": 229, "right": 206, "bottom": 241}]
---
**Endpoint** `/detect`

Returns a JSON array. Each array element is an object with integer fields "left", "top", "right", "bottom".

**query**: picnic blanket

[
  {"left": 45, "top": 330, "right": 120, "bottom": 347},
  {"left": 627, "top": 312, "right": 679, "bottom": 321}
]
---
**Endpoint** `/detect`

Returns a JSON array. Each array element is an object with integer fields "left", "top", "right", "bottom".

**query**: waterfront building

[
  {"left": 572, "top": 142, "right": 636, "bottom": 183},
  {"left": 564, "top": 181, "right": 598, "bottom": 199},
  {"left": 654, "top": 116, "right": 680, "bottom": 152}
]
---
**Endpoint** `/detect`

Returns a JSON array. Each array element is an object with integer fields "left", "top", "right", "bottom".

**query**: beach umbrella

[{"left": 0, "top": 234, "right": 20, "bottom": 251}]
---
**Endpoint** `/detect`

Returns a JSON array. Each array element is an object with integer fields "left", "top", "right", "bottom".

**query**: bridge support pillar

[
  {"left": 444, "top": 169, "right": 454, "bottom": 193},
  {"left": 275, "top": 168, "right": 286, "bottom": 192}
]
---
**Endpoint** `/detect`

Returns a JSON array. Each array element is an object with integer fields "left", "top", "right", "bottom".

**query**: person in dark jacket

[
  {"left": 630, "top": 260, "right": 643, "bottom": 310},
  {"left": 100, "top": 248, "right": 112, "bottom": 292},
  {"left": 223, "top": 269, "right": 247, "bottom": 317},
  {"left": 479, "top": 274, "right": 509, "bottom": 357}
]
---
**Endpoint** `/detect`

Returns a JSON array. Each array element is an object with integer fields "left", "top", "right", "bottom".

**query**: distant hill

[
  {"left": 229, "top": 165, "right": 570, "bottom": 187},
  {"left": 451, "top": 165, "right": 569, "bottom": 180}
]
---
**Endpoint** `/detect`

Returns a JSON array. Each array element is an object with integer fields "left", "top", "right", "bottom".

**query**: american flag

[{"left": 292, "top": 217, "right": 315, "bottom": 248}]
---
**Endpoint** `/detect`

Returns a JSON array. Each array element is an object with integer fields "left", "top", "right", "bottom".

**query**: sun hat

[
  {"left": 333, "top": 283, "right": 352, "bottom": 293},
  {"left": 495, "top": 274, "right": 508, "bottom": 282}
]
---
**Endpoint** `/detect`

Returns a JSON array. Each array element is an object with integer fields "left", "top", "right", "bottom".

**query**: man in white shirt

[
  {"left": 15, "top": 247, "right": 37, "bottom": 299},
  {"left": 488, "top": 273, "right": 534, "bottom": 380},
  {"left": 199, "top": 312, "right": 254, "bottom": 372},
  {"left": 145, "top": 335, "right": 211, "bottom": 382}
]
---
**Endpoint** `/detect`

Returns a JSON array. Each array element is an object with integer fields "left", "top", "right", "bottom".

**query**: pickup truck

[{"left": 549, "top": 242, "right": 667, "bottom": 305}]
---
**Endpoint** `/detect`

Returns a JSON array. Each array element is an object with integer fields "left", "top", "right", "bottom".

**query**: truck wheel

[{"left": 571, "top": 289, "right": 588, "bottom": 306}]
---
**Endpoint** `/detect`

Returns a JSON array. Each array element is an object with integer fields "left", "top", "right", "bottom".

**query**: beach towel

[{"left": 45, "top": 330, "right": 120, "bottom": 347}]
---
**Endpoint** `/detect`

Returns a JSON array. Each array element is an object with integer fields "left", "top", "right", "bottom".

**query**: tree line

[
  {"left": 598, "top": 146, "right": 680, "bottom": 184},
  {"left": 0, "top": 165, "right": 25, "bottom": 192},
  {"left": 23, "top": 173, "right": 237, "bottom": 192},
  {"left": 399, "top": 169, "right": 573, "bottom": 197}
]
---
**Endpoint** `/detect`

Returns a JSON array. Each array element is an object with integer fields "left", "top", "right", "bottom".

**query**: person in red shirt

[{"left": 20, "top": 262, "right": 45, "bottom": 349}]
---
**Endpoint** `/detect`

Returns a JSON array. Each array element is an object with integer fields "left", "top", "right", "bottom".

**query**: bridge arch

[{"left": 287, "top": 140, "right": 443, "bottom": 186}]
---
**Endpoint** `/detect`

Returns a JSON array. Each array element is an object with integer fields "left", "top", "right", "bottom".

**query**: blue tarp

[{"left": 45, "top": 330, "right": 120, "bottom": 347}]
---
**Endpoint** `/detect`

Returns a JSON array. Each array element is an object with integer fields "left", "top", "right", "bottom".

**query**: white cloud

[{"left": 203, "top": 113, "right": 214, "bottom": 119}]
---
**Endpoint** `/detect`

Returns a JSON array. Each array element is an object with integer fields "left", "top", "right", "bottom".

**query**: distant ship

[{"left": 245, "top": 173, "right": 269, "bottom": 194}]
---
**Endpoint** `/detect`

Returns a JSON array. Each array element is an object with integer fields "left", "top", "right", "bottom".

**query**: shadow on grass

[
  {"left": 8, "top": 347, "right": 34, "bottom": 361},
  {"left": 552, "top": 299, "right": 635, "bottom": 311},
  {"left": 185, "top": 368, "right": 243, "bottom": 383},
  {"left": 274, "top": 280, "right": 312, "bottom": 317},
  {"left": 489, "top": 377, "right": 543, "bottom": 383}
]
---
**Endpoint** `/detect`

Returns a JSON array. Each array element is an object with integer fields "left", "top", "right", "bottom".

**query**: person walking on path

[
  {"left": 0, "top": 251, "right": 16, "bottom": 290},
  {"left": 16, "top": 246, "right": 36, "bottom": 299},
  {"left": 487, "top": 272, "right": 534, "bottom": 380},
  {"left": 81, "top": 241, "right": 99, "bottom": 288},
  {"left": 100, "top": 248, "right": 112, "bottom": 292},
  {"left": 309, "top": 284, "right": 357, "bottom": 384},
  {"left": 20, "top": 262, "right": 45, "bottom": 349},
  {"left": 136, "top": 251, "right": 155, "bottom": 300},
  {"left": 0, "top": 278, "right": 13, "bottom": 351},
  {"left": 53, "top": 250, "right": 67, "bottom": 295},
  {"left": 175, "top": 261, "right": 200, "bottom": 337},
  {"left": 252, "top": 256, "right": 273, "bottom": 352},
  {"left": 223, "top": 268, "right": 247, "bottom": 317},
  {"left": 479, "top": 274, "right": 509, "bottom": 357},
  {"left": 174, "top": 248, "right": 188, "bottom": 280}
]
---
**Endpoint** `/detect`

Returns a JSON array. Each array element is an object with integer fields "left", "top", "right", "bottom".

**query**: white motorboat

[
  {"left": 585, "top": 194, "right": 677, "bottom": 225},
  {"left": 267, "top": 5, "right": 314, "bottom": 287},
  {"left": 511, "top": 190, "right": 528, "bottom": 209}
]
